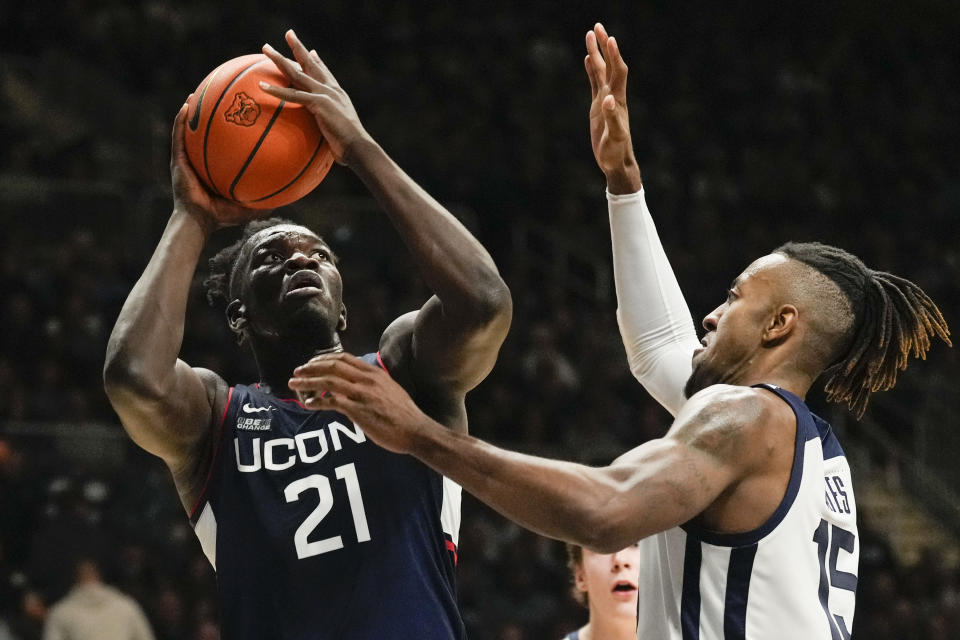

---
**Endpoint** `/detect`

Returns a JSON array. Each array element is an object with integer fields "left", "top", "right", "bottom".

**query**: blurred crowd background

[{"left": 1, "top": 1, "right": 958, "bottom": 638}]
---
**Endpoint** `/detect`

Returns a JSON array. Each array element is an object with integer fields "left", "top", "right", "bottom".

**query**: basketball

[{"left": 184, "top": 53, "right": 334, "bottom": 210}]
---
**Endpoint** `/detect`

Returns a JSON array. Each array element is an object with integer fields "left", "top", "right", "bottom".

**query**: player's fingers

[
  {"left": 170, "top": 101, "right": 189, "bottom": 160},
  {"left": 287, "top": 376, "right": 330, "bottom": 392},
  {"left": 285, "top": 29, "right": 339, "bottom": 87},
  {"left": 602, "top": 94, "right": 629, "bottom": 139},
  {"left": 293, "top": 352, "right": 377, "bottom": 380},
  {"left": 585, "top": 30, "right": 607, "bottom": 87},
  {"left": 607, "top": 36, "right": 629, "bottom": 98},
  {"left": 258, "top": 82, "right": 333, "bottom": 110},
  {"left": 296, "top": 373, "right": 358, "bottom": 398},
  {"left": 262, "top": 43, "right": 323, "bottom": 92},
  {"left": 585, "top": 55, "right": 599, "bottom": 100},
  {"left": 304, "top": 391, "right": 355, "bottom": 413},
  {"left": 595, "top": 22, "right": 610, "bottom": 50},
  {"left": 284, "top": 30, "right": 320, "bottom": 78}
]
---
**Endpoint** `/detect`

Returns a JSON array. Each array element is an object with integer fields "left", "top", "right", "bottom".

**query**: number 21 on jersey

[{"left": 285, "top": 463, "right": 371, "bottom": 559}]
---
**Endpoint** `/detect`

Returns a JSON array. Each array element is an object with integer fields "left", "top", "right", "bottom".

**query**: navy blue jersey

[{"left": 189, "top": 353, "right": 464, "bottom": 639}]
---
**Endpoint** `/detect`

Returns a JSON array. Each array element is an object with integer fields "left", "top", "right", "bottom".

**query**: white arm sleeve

[{"left": 608, "top": 188, "right": 701, "bottom": 417}]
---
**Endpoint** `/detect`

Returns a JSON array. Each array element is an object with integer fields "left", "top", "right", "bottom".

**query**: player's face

[
  {"left": 575, "top": 544, "right": 641, "bottom": 619},
  {"left": 685, "top": 254, "right": 786, "bottom": 397},
  {"left": 236, "top": 225, "right": 346, "bottom": 342}
]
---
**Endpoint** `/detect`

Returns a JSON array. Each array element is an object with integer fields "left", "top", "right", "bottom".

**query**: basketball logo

[{"left": 225, "top": 92, "right": 261, "bottom": 126}]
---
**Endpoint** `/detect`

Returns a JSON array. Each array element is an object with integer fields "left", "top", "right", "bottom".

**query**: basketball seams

[
  {"left": 229, "top": 100, "right": 287, "bottom": 200},
  {"left": 247, "top": 141, "right": 329, "bottom": 205},
  {"left": 201, "top": 57, "right": 265, "bottom": 195}
]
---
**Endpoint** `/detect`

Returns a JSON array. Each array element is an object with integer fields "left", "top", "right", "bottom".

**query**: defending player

[
  {"left": 288, "top": 25, "right": 951, "bottom": 640},
  {"left": 103, "top": 30, "right": 511, "bottom": 639},
  {"left": 561, "top": 543, "right": 640, "bottom": 640}
]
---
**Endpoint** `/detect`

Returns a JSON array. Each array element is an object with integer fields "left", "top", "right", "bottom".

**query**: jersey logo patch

[
  {"left": 242, "top": 403, "right": 274, "bottom": 414},
  {"left": 237, "top": 417, "right": 272, "bottom": 431}
]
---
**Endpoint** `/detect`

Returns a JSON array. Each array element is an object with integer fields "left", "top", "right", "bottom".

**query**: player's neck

[
  {"left": 737, "top": 363, "right": 815, "bottom": 400},
  {"left": 580, "top": 612, "right": 635, "bottom": 640},
  {"left": 251, "top": 337, "right": 343, "bottom": 399}
]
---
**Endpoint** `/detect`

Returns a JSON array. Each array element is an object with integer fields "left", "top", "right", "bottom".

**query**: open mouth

[
  {"left": 612, "top": 580, "right": 637, "bottom": 593},
  {"left": 284, "top": 271, "right": 324, "bottom": 299}
]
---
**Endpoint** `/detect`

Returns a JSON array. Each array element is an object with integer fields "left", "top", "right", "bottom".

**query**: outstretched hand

[
  {"left": 585, "top": 23, "right": 641, "bottom": 194},
  {"left": 260, "top": 30, "right": 373, "bottom": 166},
  {"left": 170, "top": 102, "right": 256, "bottom": 230},
  {"left": 289, "top": 353, "right": 431, "bottom": 455}
]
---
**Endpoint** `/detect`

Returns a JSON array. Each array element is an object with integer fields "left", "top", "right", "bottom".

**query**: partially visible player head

[
  {"left": 566, "top": 542, "right": 640, "bottom": 621},
  {"left": 205, "top": 218, "right": 346, "bottom": 351},
  {"left": 684, "top": 241, "right": 950, "bottom": 417}
]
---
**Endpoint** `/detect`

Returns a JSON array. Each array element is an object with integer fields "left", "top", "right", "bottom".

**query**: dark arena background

[{"left": 1, "top": 2, "right": 958, "bottom": 638}]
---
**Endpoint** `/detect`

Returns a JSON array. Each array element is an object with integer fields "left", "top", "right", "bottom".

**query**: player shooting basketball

[
  {"left": 289, "top": 24, "right": 951, "bottom": 640},
  {"left": 104, "top": 29, "right": 511, "bottom": 640}
]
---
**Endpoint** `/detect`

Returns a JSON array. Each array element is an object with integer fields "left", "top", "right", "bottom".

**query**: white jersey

[{"left": 637, "top": 384, "right": 859, "bottom": 640}]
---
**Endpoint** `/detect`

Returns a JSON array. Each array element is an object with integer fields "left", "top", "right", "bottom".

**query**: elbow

[
  {"left": 481, "top": 279, "right": 513, "bottom": 325},
  {"left": 103, "top": 348, "right": 162, "bottom": 405},
  {"left": 103, "top": 347, "right": 130, "bottom": 397},
  {"left": 580, "top": 518, "right": 637, "bottom": 555},
  {"left": 575, "top": 492, "right": 644, "bottom": 554},
  {"left": 103, "top": 357, "right": 137, "bottom": 407},
  {"left": 463, "top": 277, "right": 513, "bottom": 328}
]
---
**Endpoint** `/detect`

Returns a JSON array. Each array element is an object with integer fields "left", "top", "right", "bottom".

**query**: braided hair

[{"left": 776, "top": 242, "right": 951, "bottom": 418}]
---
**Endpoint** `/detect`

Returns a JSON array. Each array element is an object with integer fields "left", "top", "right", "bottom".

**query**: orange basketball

[{"left": 184, "top": 54, "right": 334, "bottom": 210}]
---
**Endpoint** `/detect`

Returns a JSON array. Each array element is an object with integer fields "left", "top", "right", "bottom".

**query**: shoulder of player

[
  {"left": 669, "top": 384, "right": 788, "bottom": 463},
  {"left": 377, "top": 312, "right": 470, "bottom": 430},
  {"left": 189, "top": 366, "right": 231, "bottom": 437},
  {"left": 377, "top": 310, "right": 438, "bottom": 399},
  {"left": 168, "top": 367, "right": 229, "bottom": 491},
  {"left": 193, "top": 366, "right": 230, "bottom": 403}
]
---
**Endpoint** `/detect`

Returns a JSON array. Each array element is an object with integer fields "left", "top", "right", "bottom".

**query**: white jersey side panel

[{"left": 637, "top": 386, "right": 859, "bottom": 640}]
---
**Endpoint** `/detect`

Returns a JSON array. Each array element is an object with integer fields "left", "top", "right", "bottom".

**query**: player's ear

[
  {"left": 337, "top": 303, "right": 347, "bottom": 333},
  {"left": 227, "top": 299, "right": 248, "bottom": 345},
  {"left": 574, "top": 563, "right": 587, "bottom": 592},
  {"left": 763, "top": 303, "right": 798, "bottom": 346}
]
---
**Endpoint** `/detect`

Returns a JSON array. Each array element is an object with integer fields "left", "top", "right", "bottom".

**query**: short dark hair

[
  {"left": 204, "top": 217, "right": 336, "bottom": 309},
  {"left": 776, "top": 241, "right": 951, "bottom": 418}
]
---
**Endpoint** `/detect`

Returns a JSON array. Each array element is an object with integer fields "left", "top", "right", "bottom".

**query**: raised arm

[
  {"left": 260, "top": 31, "right": 512, "bottom": 405},
  {"left": 103, "top": 105, "right": 240, "bottom": 506},
  {"left": 290, "top": 353, "right": 772, "bottom": 552},
  {"left": 586, "top": 24, "right": 699, "bottom": 416}
]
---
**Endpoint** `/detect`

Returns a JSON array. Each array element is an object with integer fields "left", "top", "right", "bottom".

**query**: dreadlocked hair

[
  {"left": 203, "top": 216, "right": 297, "bottom": 309},
  {"left": 777, "top": 241, "right": 951, "bottom": 419}
]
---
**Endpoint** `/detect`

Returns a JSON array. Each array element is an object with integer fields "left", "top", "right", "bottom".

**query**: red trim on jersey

[
  {"left": 376, "top": 351, "right": 389, "bottom": 374},
  {"left": 445, "top": 539, "right": 458, "bottom": 565},
  {"left": 189, "top": 386, "right": 234, "bottom": 520}
]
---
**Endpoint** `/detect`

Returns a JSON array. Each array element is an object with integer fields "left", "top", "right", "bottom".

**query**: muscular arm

[
  {"left": 348, "top": 137, "right": 512, "bottom": 394},
  {"left": 103, "top": 210, "right": 221, "bottom": 467},
  {"left": 103, "top": 105, "right": 237, "bottom": 494},
  {"left": 291, "top": 354, "right": 770, "bottom": 552},
  {"left": 261, "top": 32, "right": 511, "bottom": 405}
]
